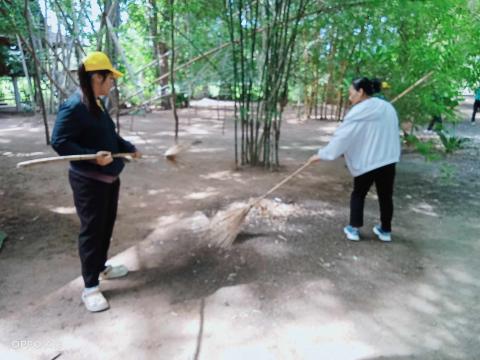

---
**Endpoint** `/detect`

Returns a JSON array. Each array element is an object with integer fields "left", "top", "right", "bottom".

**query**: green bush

[{"left": 437, "top": 130, "right": 469, "bottom": 153}]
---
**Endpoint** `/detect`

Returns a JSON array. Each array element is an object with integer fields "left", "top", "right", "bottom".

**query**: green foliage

[
  {"left": 437, "top": 128, "right": 469, "bottom": 154},
  {"left": 293, "top": 0, "right": 480, "bottom": 124},
  {"left": 0, "top": 45, "right": 25, "bottom": 77},
  {"left": 227, "top": 0, "right": 310, "bottom": 167},
  {"left": 1, "top": 0, "right": 479, "bottom": 164},
  {"left": 416, "top": 140, "right": 442, "bottom": 162},
  {"left": 403, "top": 123, "right": 469, "bottom": 162},
  {"left": 403, "top": 133, "right": 441, "bottom": 161},
  {"left": 174, "top": 92, "right": 189, "bottom": 107}
]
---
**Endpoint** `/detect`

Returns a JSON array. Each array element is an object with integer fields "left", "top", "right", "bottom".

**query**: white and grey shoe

[
  {"left": 82, "top": 287, "right": 109, "bottom": 312},
  {"left": 99, "top": 265, "right": 129, "bottom": 280}
]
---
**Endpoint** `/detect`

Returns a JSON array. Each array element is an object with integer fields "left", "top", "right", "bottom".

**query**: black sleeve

[
  {"left": 51, "top": 101, "right": 96, "bottom": 156},
  {"left": 116, "top": 133, "right": 137, "bottom": 153}
]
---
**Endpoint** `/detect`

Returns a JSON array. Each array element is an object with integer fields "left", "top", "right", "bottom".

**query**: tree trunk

[
  {"left": 170, "top": 0, "right": 179, "bottom": 140},
  {"left": 105, "top": 17, "right": 145, "bottom": 104},
  {"left": 148, "top": 0, "right": 160, "bottom": 79},
  {"left": 158, "top": 42, "right": 170, "bottom": 109},
  {"left": 17, "top": 33, "right": 68, "bottom": 98},
  {"left": 71, "top": 1, "right": 82, "bottom": 63},
  {"left": 53, "top": 0, "right": 86, "bottom": 59},
  {"left": 24, "top": 0, "right": 49, "bottom": 144},
  {"left": 12, "top": 77, "right": 21, "bottom": 112},
  {"left": 15, "top": 34, "right": 34, "bottom": 108},
  {"left": 227, "top": 0, "right": 308, "bottom": 168}
]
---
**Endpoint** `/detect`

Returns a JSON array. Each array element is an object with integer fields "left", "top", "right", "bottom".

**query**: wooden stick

[
  {"left": 250, "top": 159, "right": 314, "bottom": 207},
  {"left": 390, "top": 71, "right": 434, "bottom": 104},
  {"left": 123, "top": 42, "right": 231, "bottom": 103},
  {"left": 16, "top": 153, "right": 135, "bottom": 168}
]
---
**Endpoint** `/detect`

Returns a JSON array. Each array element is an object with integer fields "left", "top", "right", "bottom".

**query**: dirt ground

[{"left": 0, "top": 98, "right": 479, "bottom": 360}]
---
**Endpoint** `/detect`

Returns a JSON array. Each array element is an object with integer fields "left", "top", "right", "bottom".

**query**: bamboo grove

[
  {"left": 226, "top": 0, "right": 310, "bottom": 167},
  {"left": 0, "top": 0, "right": 479, "bottom": 167}
]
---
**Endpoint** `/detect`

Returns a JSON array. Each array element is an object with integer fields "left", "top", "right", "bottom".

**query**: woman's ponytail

[{"left": 352, "top": 77, "right": 385, "bottom": 96}]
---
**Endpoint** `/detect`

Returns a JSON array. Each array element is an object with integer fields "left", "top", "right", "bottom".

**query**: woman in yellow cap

[{"left": 51, "top": 52, "right": 141, "bottom": 312}]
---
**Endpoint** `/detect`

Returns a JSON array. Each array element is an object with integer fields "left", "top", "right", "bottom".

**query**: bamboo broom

[
  {"left": 165, "top": 140, "right": 202, "bottom": 163},
  {"left": 16, "top": 153, "right": 135, "bottom": 168},
  {"left": 207, "top": 71, "right": 434, "bottom": 248},
  {"left": 208, "top": 159, "right": 314, "bottom": 248},
  {"left": 16, "top": 138, "right": 203, "bottom": 168}
]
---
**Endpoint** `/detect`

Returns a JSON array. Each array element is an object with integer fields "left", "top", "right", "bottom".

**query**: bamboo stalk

[
  {"left": 96, "top": 11, "right": 106, "bottom": 51},
  {"left": 53, "top": 0, "right": 86, "bottom": 57},
  {"left": 105, "top": 16, "right": 145, "bottom": 102},
  {"left": 124, "top": 42, "right": 232, "bottom": 103},
  {"left": 12, "top": 77, "right": 21, "bottom": 112},
  {"left": 122, "top": 0, "right": 319, "bottom": 106},
  {"left": 15, "top": 34, "right": 34, "bottom": 106},
  {"left": 17, "top": 33, "right": 68, "bottom": 98},
  {"left": 42, "top": 0, "right": 54, "bottom": 113},
  {"left": 23, "top": 0, "right": 50, "bottom": 144},
  {"left": 44, "top": 39, "right": 79, "bottom": 87},
  {"left": 227, "top": 0, "right": 239, "bottom": 168},
  {"left": 169, "top": 0, "right": 180, "bottom": 141}
]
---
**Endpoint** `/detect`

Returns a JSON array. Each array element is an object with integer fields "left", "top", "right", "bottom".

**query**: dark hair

[
  {"left": 78, "top": 64, "right": 111, "bottom": 116},
  {"left": 352, "top": 77, "right": 382, "bottom": 96}
]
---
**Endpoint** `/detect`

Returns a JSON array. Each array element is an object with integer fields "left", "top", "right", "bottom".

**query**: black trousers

[
  {"left": 427, "top": 115, "right": 442, "bottom": 131},
  {"left": 69, "top": 170, "right": 120, "bottom": 288},
  {"left": 472, "top": 100, "right": 480, "bottom": 122},
  {"left": 350, "top": 163, "right": 396, "bottom": 232}
]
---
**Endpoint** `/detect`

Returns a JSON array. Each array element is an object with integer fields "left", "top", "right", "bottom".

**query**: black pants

[
  {"left": 472, "top": 100, "right": 480, "bottom": 123},
  {"left": 427, "top": 115, "right": 442, "bottom": 131},
  {"left": 350, "top": 163, "right": 396, "bottom": 232},
  {"left": 69, "top": 170, "right": 120, "bottom": 288}
]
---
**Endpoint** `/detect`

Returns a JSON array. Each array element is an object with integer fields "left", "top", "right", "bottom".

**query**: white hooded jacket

[{"left": 317, "top": 97, "right": 401, "bottom": 177}]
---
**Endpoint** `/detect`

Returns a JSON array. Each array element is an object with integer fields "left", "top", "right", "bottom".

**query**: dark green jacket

[{"left": 51, "top": 92, "right": 136, "bottom": 176}]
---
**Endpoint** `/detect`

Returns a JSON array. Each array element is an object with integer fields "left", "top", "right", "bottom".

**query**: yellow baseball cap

[{"left": 82, "top": 51, "right": 123, "bottom": 79}]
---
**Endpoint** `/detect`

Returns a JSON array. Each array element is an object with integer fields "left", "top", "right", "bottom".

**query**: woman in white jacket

[{"left": 309, "top": 77, "right": 401, "bottom": 242}]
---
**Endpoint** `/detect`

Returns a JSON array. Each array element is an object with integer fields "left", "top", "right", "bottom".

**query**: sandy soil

[{"left": 0, "top": 98, "right": 479, "bottom": 359}]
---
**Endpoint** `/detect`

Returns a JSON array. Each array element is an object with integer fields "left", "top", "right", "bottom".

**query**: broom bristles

[
  {"left": 165, "top": 140, "right": 202, "bottom": 162},
  {"left": 165, "top": 144, "right": 187, "bottom": 162},
  {"left": 207, "top": 205, "right": 251, "bottom": 248},
  {"left": 206, "top": 160, "right": 314, "bottom": 248}
]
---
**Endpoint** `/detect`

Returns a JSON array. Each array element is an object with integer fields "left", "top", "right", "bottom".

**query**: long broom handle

[
  {"left": 390, "top": 71, "right": 433, "bottom": 104},
  {"left": 16, "top": 152, "right": 135, "bottom": 168},
  {"left": 249, "top": 159, "right": 314, "bottom": 208}
]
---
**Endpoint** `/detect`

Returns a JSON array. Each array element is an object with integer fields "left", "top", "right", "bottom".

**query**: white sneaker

[
  {"left": 82, "top": 288, "right": 109, "bottom": 312},
  {"left": 373, "top": 225, "right": 392, "bottom": 242},
  {"left": 99, "top": 265, "right": 129, "bottom": 280}
]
